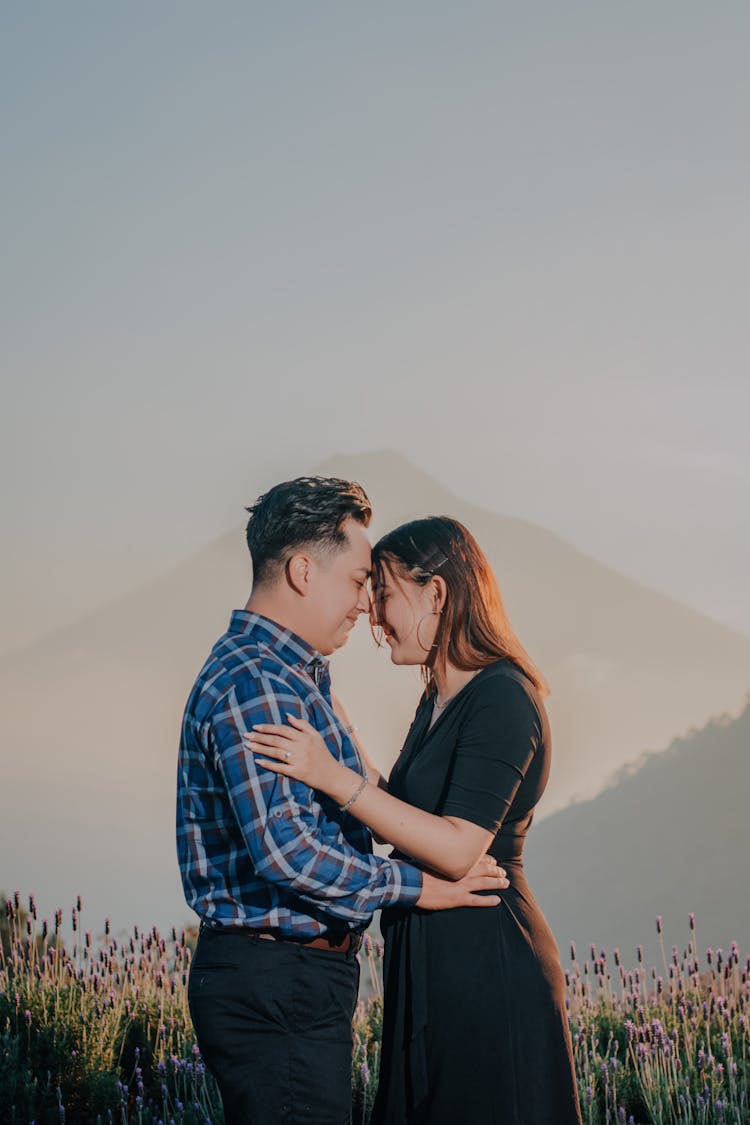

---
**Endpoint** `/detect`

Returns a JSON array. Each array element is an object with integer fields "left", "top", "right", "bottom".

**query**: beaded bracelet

[{"left": 339, "top": 774, "right": 368, "bottom": 813}]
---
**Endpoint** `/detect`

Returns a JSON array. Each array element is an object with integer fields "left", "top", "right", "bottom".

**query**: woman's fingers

[
  {"left": 245, "top": 739, "right": 283, "bottom": 759},
  {"left": 253, "top": 757, "right": 286, "bottom": 774},
  {"left": 249, "top": 746, "right": 286, "bottom": 763},
  {"left": 245, "top": 731, "right": 286, "bottom": 748},
  {"left": 285, "top": 713, "right": 312, "bottom": 730},
  {"left": 245, "top": 736, "right": 291, "bottom": 763},
  {"left": 250, "top": 724, "right": 296, "bottom": 740}
]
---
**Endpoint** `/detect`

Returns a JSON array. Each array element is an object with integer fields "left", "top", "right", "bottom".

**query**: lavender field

[{"left": 1, "top": 895, "right": 748, "bottom": 1124}]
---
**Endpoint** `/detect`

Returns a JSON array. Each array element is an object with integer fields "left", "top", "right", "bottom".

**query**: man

[{"left": 177, "top": 476, "right": 506, "bottom": 1124}]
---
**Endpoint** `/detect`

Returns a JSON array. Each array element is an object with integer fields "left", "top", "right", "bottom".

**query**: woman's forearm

[
  {"left": 246, "top": 716, "right": 489, "bottom": 867},
  {"left": 329, "top": 764, "right": 492, "bottom": 880}
]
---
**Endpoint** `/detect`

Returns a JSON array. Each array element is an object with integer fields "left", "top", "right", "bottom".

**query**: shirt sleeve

[
  {"left": 439, "top": 675, "right": 543, "bottom": 832},
  {"left": 210, "top": 672, "right": 422, "bottom": 924}
]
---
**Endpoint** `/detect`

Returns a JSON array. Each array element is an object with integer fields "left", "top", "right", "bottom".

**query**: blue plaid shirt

[{"left": 176, "top": 610, "right": 423, "bottom": 937}]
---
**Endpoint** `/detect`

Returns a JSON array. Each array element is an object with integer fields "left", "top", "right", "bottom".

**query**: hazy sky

[{"left": 3, "top": 2, "right": 749, "bottom": 653}]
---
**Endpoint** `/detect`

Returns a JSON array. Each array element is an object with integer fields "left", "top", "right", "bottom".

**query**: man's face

[{"left": 307, "top": 518, "right": 373, "bottom": 655}]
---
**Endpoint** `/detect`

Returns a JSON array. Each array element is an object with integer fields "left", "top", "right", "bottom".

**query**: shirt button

[{"left": 273, "top": 808, "right": 283, "bottom": 819}]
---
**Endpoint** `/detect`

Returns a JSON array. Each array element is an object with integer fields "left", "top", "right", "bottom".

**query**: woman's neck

[{"left": 432, "top": 663, "right": 480, "bottom": 703}]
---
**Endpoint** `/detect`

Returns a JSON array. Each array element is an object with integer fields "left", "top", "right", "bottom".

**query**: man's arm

[
  {"left": 415, "top": 857, "right": 507, "bottom": 910},
  {"left": 247, "top": 681, "right": 537, "bottom": 881},
  {"left": 211, "top": 674, "right": 422, "bottom": 925}
]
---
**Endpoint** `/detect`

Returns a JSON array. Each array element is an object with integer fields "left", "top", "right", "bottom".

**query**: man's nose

[{"left": 356, "top": 585, "right": 372, "bottom": 614}]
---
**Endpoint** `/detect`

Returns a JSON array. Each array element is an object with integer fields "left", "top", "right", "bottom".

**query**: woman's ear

[{"left": 431, "top": 575, "right": 447, "bottom": 612}]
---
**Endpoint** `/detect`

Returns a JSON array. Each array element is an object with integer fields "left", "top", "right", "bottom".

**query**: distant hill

[
  {"left": 525, "top": 695, "right": 750, "bottom": 963},
  {"left": 2, "top": 450, "right": 749, "bottom": 932},
  {"left": 321, "top": 452, "right": 750, "bottom": 811}
]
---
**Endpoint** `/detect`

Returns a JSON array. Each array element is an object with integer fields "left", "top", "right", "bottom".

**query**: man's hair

[{"left": 245, "top": 476, "right": 372, "bottom": 587}]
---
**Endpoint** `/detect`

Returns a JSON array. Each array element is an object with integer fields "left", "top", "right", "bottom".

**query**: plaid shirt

[{"left": 176, "top": 610, "right": 422, "bottom": 937}]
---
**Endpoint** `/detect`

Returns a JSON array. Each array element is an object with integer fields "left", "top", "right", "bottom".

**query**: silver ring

[{"left": 285, "top": 751, "right": 291, "bottom": 762}]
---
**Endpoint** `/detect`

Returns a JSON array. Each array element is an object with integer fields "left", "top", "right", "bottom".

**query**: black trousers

[{"left": 188, "top": 927, "right": 360, "bottom": 1125}]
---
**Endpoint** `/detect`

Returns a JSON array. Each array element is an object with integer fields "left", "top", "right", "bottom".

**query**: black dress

[{"left": 372, "top": 660, "right": 582, "bottom": 1125}]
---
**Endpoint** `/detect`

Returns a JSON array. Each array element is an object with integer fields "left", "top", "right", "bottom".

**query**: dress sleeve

[{"left": 439, "top": 675, "right": 543, "bottom": 832}]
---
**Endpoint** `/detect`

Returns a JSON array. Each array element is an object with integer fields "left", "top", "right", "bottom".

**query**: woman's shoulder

[
  {"left": 473, "top": 657, "right": 536, "bottom": 690},
  {"left": 470, "top": 660, "right": 545, "bottom": 721}
]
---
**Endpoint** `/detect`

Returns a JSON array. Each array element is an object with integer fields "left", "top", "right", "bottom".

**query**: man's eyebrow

[{"left": 354, "top": 566, "right": 372, "bottom": 576}]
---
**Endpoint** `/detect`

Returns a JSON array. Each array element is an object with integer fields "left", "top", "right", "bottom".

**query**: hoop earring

[{"left": 416, "top": 611, "right": 441, "bottom": 653}]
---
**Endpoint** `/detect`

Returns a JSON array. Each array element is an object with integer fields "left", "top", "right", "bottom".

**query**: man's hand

[{"left": 416, "top": 855, "right": 509, "bottom": 911}]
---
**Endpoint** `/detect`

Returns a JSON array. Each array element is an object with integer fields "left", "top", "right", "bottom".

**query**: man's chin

[{"left": 324, "top": 630, "right": 354, "bottom": 656}]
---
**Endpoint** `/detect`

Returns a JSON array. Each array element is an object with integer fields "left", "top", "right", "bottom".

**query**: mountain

[
  {"left": 525, "top": 696, "right": 750, "bottom": 964},
  {"left": 321, "top": 453, "right": 750, "bottom": 807},
  {"left": 2, "top": 450, "right": 749, "bottom": 933}
]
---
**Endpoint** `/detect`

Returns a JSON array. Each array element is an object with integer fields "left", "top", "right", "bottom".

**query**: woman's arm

[{"left": 245, "top": 716, "right": 494, "bottom": 880}]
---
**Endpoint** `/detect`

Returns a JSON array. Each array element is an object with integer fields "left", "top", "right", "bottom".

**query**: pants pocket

[{"left": 291, "top": 947, "right": 359, "bottom": 1041}]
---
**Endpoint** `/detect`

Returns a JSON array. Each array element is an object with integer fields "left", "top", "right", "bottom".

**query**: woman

[{"left": 246, "top": 517, "right": 582, "bottom": 1125}]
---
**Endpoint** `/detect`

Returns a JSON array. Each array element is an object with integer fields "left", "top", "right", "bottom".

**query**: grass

[{"left": 1, "top": 895, "right": 748, "bottom": 1123}]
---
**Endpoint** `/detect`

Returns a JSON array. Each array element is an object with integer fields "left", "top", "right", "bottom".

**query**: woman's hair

[{"left": 371, "top": 516, "right": 548, "bottom": 697}]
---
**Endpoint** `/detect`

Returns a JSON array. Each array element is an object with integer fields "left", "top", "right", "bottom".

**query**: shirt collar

[{"left": 227, "top": 610, "right": 329, "bottom": 682}]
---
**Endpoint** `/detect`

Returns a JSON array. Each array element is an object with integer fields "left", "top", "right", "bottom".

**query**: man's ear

[{"left": 286, "top": 552, "right": 312, "bottom": 596}]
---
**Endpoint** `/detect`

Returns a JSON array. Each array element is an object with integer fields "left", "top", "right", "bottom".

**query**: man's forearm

[{"left": 250, "top": 805, "right": 423, "bottom": 923}]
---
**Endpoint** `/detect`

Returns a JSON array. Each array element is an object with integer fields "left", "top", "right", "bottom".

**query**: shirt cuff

[{"left": 379, "top": 858, "right": 423, "bottom": 909}]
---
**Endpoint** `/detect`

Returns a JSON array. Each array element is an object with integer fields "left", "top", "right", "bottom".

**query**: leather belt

[
  {"left": 200, "top": 921, "right": 362, "bottom": 955},
  {"left": 257, "top": 931, "right": 363, "bottom": 954}
]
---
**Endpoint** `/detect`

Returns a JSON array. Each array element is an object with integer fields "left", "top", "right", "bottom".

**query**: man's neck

[{"left": 244, "top": 593, "right": 318, "bottom": 654}]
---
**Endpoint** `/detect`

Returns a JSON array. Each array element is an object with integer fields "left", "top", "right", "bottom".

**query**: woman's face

[{"left": 372, "top": 561, "right": 441, "bottom": 665}]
